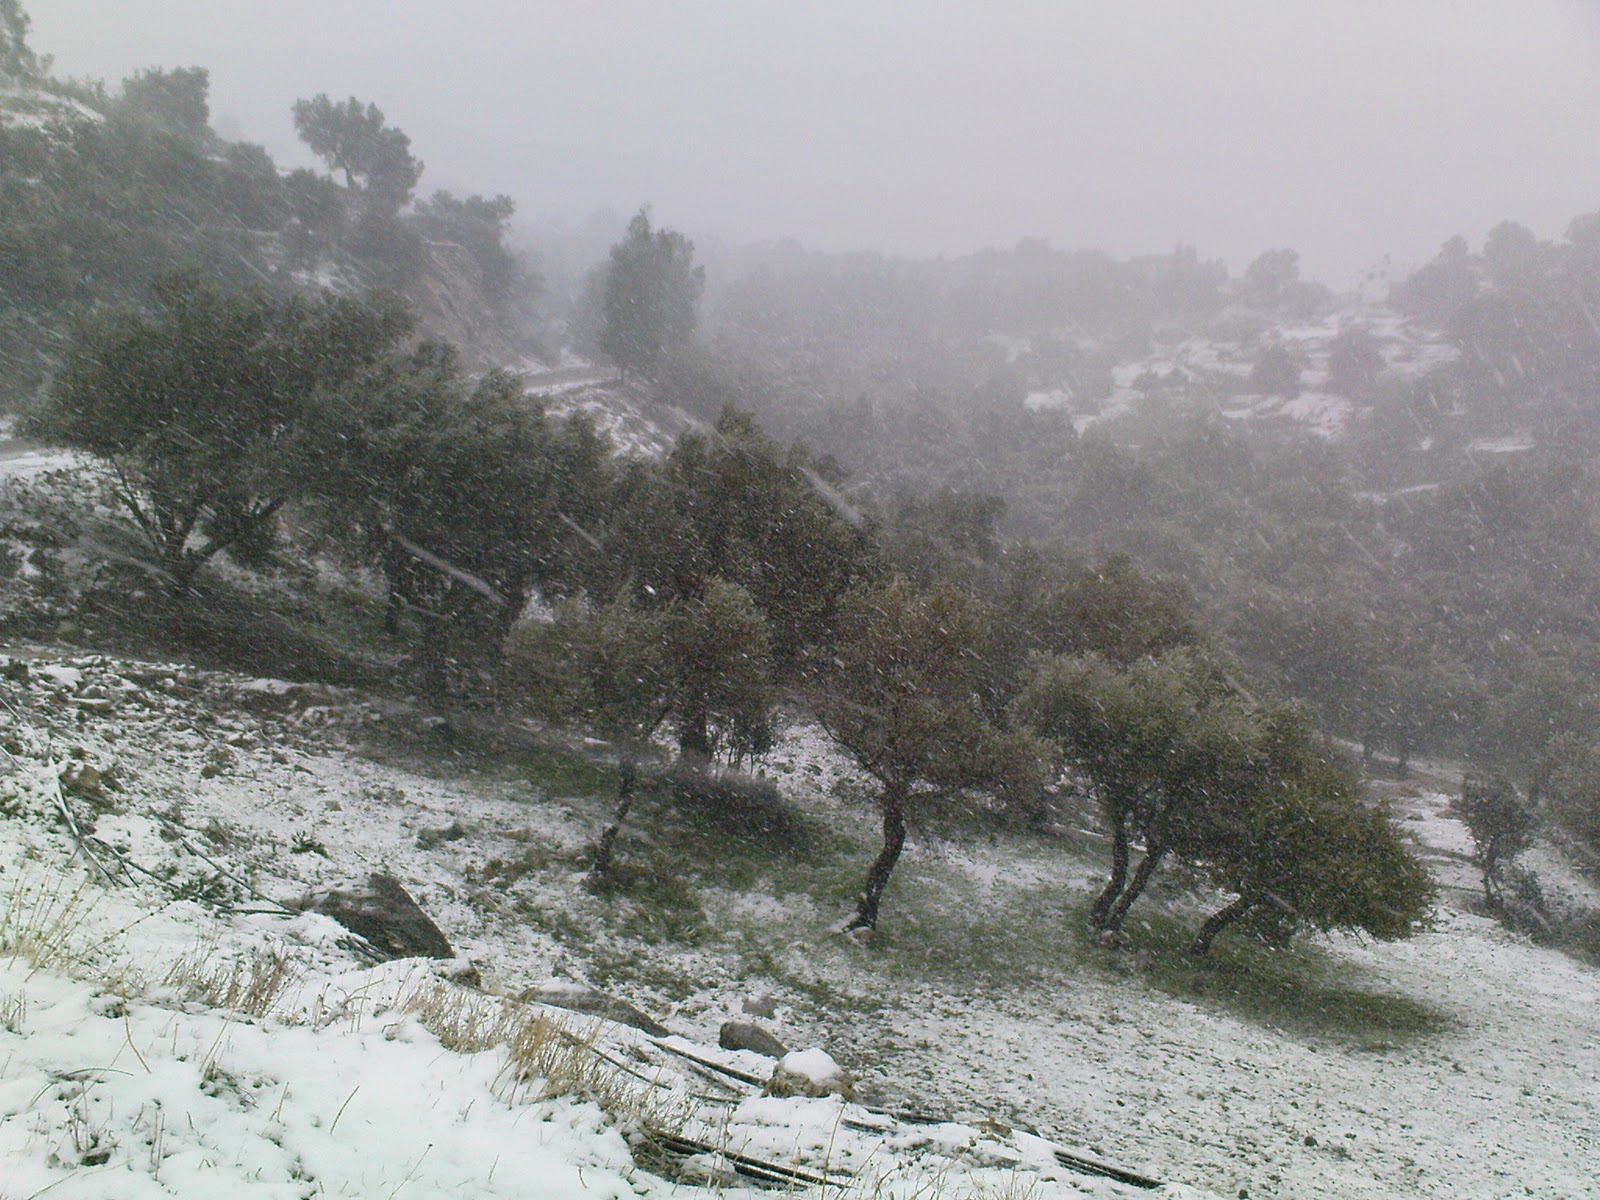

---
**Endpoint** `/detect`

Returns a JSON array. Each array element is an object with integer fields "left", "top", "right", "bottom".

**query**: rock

[
  {"left": 432, "top": 957, "right": 482, "bottom": 988},
  {"left": 741, "top": 992, "right": 778, "bottom": 1019},
  {"left": 417, "top": 821, "right": 468, "bottom": 849},
  {"left": 518, "top": 981, "right": 670, "bottom": 1037},
  {"left": 719, "top": 1020, "right": 787, "bottom": 1058},
  {"left": 766, "top": 1048, "right": 856, "bottom": 1100},
  {"left": 293, "top": 874, "right": 454, "bottom": 961}
]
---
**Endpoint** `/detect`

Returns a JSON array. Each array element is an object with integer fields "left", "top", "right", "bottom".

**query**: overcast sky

[{"left": 29, "top": 1, "right": 1600, "bottom": 286}]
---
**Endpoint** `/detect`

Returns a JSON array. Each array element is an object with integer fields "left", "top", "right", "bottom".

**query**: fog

[{"left": 31, "top": 0, "right": 1600, "bottom": 285}]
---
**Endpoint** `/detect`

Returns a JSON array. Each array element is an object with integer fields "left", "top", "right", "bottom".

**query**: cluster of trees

[
  {"left": 1391, "top": 215, "right": 1600, "bottom": 449},
  {"left": 1015, "top": 646, "right": 1432, "bottom": 955},
  {"left": 24, "top": 248, "right": 1435, "bottom": 953},
  {"left": 0, "top": 17, "right": 530, "bottom": 395}
]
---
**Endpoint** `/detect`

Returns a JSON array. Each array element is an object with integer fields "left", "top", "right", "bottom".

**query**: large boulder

[
  {"left": 719, "top": 1020, "right": 787, "bottom": 1058},
  {"left": 293, "top": 874, "right": 453, "bottom": 961}
]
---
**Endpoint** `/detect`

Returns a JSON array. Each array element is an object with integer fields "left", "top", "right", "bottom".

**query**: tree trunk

[
  {"left": 1190, "top": 895, "right": 1256, "bottom": 957},
  {"left": 381, "top": 540, "right": 410, "bottom": 635},
  {"left": 1104, "top": 842, "right": 1167, "bottom": 933},
  {"left": 848, "top": 782, "right": 909, "bottom": 932},
  {"left": 678, "top": 700, "right": 713, "bottom": 764},
  {"left": 1089, "top": 808, "right": 1131, "bottom": 928},
  {"left": 418, "top": 611, "right": 449, "bottom": 697},
  {"left": 589, "top": 759, "right": 638, "bottom": 885}
]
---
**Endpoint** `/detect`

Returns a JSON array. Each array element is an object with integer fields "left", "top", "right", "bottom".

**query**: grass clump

[
  {"left": 0, "top": 868, "right": 99, "bottom": 974},
  {"left": 402, "top": 980, "right": 686, "bottom": 1129},
  {"left": 162, "top": 945, "right": 297, "bottom": 1018},
  {"left": 1074, "top": 909, "right": 1452, "bottom": 1043}
]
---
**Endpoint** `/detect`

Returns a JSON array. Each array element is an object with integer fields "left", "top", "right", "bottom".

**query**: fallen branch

[
  {"left": 647, "top": 1038, "right": 766, "bottom": 1087},
  {"left": 643, "top": 1129, "right": 847, "bottom": 1187},
  {"left": 47, "top": 767, "right": 123, "bottom": 886},
  {"left": 1051, "top": 1145, "right": 1162, "bottom": 1190}
]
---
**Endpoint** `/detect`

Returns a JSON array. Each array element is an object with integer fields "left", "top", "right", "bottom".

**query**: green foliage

[
  {"left": 1326, "top": 324, "right": 1383, "bottom": 396},
  {"left": 993, "top": 548, "right": 1207, "bottom": 695},
  {"left": 1532, "top": 734, "right": 1600, "bottom": 857},
  {"left": 670, "top": 578, "right": 777, "bottom": 765},
  {"left": 293, "top": 341, "right": 611, "bottom": 655},
  {"left": 1244, "top": 248, "right": 1300, "bottom": 308},
  {"left": 1187, "top": 710, "right": 1435, "bottom": 952},
  {"left": 813, "top": 580, "right": 1043, "bottom": 805},
  {"left": 882, "top": 489, "right": 1008, "bottom": 589},
  {"left": 1249, "top": 345, "right": 1305, "bottom": 398},
  {"left": 807, "top": 578, "right": 1046, "bottom": 930},
  {"left": 0, "top": 69, "right": 288, "bottom": 342},
  {"left": 118, "top": 67, "right": 211, "bottom": 137},
  {"left": 507, "top": 580, "right": 774, "bottom": 768},
  {"left": 505, "top": 592, "right": 676, "bottom": 749},
  {"left": 291, "top": 93, "right": 422, "bottom": 214},
  {"left": 413, "top": 190, "right": 525, "bottom": 312},
  {"left": 1018, "top": 646, "right": 1433, "bottom": 951},
  {"left": 0, "top": 0, "right": 37, "bottom": 78},
  {"left": 1457, "top": 770, "right": 1537, "bottom": 905},
  {"left": 1014, "top": 646, "right": 1239, "bottom": 930},
  {"left": 600, "top": 208, "right": 704, "bottom": 381},
  {"left": 25, "top": 273, "right": 410, "bottom": 585},
  {"left": 606, "top": 406, "right": 883, "bottom": 676}
]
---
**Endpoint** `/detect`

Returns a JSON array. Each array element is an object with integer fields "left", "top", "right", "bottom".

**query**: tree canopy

[
  {"left": 25, "top": 272, "right": 411, "bottom": 586},
  {"left": 600, "top": 208, "right": 704, "bottom": 381},
  {"left": 291, "top": 94, "right": 423, "bottom": 214},
  {"left": 806, "top": 579, "right": 1044, "bottom": 933}
]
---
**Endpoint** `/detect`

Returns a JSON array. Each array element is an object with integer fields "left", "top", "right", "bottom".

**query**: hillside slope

[{"left": 1, "top": 644, "right": 1595, "bottom": 1200}]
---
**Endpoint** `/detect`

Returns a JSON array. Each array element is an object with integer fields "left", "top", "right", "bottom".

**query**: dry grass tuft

[
  {"left": 0, "top": 989, "right": 24, "bottom": 1033},
  {"left": 162, "top": 945, "right": 296, "bottom": 1018},
  {"left": 402, "top": 979, "right": 688, "bottom": 1129},
  {"left": 0, "top": 868, "right": 98, "bottom": 973}
]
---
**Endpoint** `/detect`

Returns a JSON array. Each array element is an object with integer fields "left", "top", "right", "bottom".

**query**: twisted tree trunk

[
  {"left": 1190, "top": 895, "right": 1256, "bottom": 957},
  {"left": 1090, "top": 807, "right": 1131, "bottom": 928},
  {"left": 1104, "top": 842, "right": 1167, "bottom": 934},
  {"left": 848, "top": 781, "right": 909, "bottom": 932},
  {"left": 589, "top": 758, "right": 639, "bottom": 886}
]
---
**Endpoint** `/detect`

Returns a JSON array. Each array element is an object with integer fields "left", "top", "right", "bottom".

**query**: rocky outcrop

[
  {"left": 292, "top": 873, "right": 453, "bottom": 961},
  {"left": 766, "top": 1048, "right": 856, "bottom": 1100}
]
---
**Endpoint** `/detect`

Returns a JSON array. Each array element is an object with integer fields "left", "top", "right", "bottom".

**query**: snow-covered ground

[{"left": 1, "top": 649, "right": 1597, "bottom": 1199}]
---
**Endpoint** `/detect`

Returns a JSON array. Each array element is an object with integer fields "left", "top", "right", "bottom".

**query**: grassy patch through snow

[
  {"left": 315, "top": 700, "right": 1460, "bottom": 1052},
  {"left": 1072, "top": 911, "right": 1453, "bottom": 1044}
]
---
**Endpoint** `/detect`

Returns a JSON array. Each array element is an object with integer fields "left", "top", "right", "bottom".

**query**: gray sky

[{"left": 29, "top": 1, "right": 1600, "bottom": 286}]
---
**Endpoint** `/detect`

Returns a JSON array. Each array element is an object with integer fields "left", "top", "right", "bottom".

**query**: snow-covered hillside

[
  {"left": 1, "top": 649, "right": 1596, "bottom": 1200},
  {"left": 1025, "top": 304, "right": 1459, "bottom": 445}
]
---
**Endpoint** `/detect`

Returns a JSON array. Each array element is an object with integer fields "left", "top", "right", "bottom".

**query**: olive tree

[
  {"left": 1458, "top": 770, "right": 1537, "bottom": 906},
  {"left": 605, "top": 407, "right": 882, "bottom": 759},
  {"left": 27, "top": 272, "right": 410, "bottom": 588},
  {"left": 1186, "top": 725, "right": 1435, "bottom": 956},
  {"left": 290, "top": 341, "right": 611, "bottom": 675},
  {"left": 506, "top": 579, "right": 774, "bottom": 883},
  {"left": 805, "top": 580, "right": 1044, "bottom": 935},
  {"left": 1018, "top": 650, "right": 1434, "bottom": 953},
  {"left": 506, "top": 594, "right": 674, "bottom": 883}
]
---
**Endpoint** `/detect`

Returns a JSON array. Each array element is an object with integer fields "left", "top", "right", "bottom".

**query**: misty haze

[{"left": 1, "top": 4, "right": 1598, "bottom": 1199}]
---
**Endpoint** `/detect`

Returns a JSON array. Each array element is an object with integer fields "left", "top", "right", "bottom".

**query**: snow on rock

[{"left": 769, "top": 1047, "right": 856, "bottom": 1099}]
